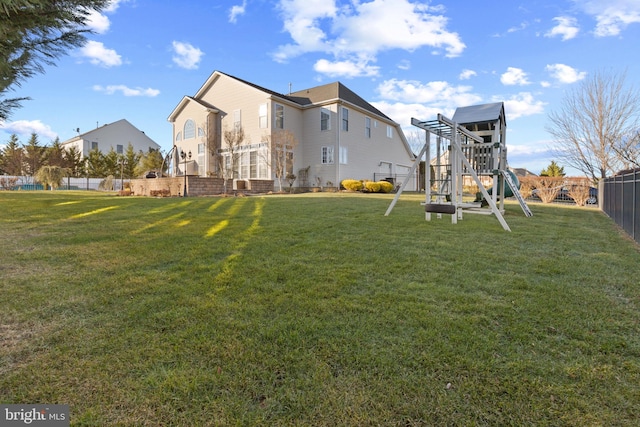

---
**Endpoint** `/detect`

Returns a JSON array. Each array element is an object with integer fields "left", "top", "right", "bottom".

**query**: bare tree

[
  {"left": 263, "top": 129, "right": 299, "bottom": 192},
  {"left": 612, "top": 129, "right": 640, "bottom": 169},
  {"left": 218, "top": 124, "right": 246, "bottom": 194},
  {"left": 547, "top": 70, "right": 640, "bottom": 182}
]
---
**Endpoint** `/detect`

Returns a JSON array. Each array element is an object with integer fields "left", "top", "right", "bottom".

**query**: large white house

[
  {"left": 167, "top": 71, "right": 416, "bottom": 190},
  {"left": 61, "top": 119, "right": 160, "bottom": 157}
]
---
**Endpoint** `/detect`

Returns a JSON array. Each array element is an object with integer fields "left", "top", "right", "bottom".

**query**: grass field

[{"left": 1, "top": 191, "right": 639, "bottom": 426}]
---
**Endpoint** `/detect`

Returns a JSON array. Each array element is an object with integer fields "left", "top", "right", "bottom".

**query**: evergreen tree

[
  {"left": 103, "top": 148, "right": 119, "bottom": 177},
  {"left": 0, "top": 134, "right": 24, "bottom": 175},
  {"left": 1, "top": 0, "right": 109, "bottom": 119},
  {"left": 123, "top": 143, "right": 142, "bottom": 178},
  {"left": 63, "top": 146, "right": 84, "bottom": 177},
  {"left": 540, "top": 160, "right": 566, "bottom": 177},
  {"left": 23, "top": 132, "right": 46, "bottom": 176},
  {"left": 135, "top": 149, "right": 165, "bottom": 177},
  {"left": 46, "top": 137, "right": 66, "bottom": 167},
  {"left": 86, "top": 148, "right": 105, "bottom": 177}
]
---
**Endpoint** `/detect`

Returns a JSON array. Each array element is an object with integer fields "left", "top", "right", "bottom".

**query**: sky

[{"left": 2, "top": 0, "right": 640, "bottom": 176}]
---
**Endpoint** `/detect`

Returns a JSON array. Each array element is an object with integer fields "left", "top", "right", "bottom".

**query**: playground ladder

[{"left": 501, "top": 170, "right": 533, "bottom": 217}]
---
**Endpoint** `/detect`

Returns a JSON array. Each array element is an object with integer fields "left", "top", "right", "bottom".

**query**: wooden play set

[{"left": 386, "top": 102, "right": 532, "bottom": 231}]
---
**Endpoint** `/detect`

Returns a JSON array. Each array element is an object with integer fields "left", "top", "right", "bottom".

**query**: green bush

[{"left": 341, "top": 179, "right": 364, "bottom": 191}]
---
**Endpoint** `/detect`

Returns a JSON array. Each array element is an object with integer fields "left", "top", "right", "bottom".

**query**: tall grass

[{"left": 1, "top": 191, "right": 639, "bottom": 426}]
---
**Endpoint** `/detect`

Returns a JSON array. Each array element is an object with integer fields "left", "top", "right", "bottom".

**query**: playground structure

[{"left": 385, "top": 102, "right": 532, "bottom": 231}]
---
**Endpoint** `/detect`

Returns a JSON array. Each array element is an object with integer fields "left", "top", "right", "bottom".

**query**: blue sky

[{"left": 2, "top": 0, "right": 640, "bottom": 175}]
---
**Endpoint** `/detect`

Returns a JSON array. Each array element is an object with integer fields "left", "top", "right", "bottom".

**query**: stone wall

[{"left": 130, "top": 177, "right": 274, "bottom": 197}]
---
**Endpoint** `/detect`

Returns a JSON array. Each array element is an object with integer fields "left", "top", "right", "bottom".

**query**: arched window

[
  {"left": 175, "top": 131, "right": 182, "bottom": 142},
  {"left": 198, "top": 127, "right": 205, "bottom": 137},
  {"left": 183, "top": 119, "right": 195, "bottom": 139}
]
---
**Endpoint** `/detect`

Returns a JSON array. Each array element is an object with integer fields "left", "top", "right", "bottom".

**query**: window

[
  {"left": 321, "top": 146, "right": 334, "bottom": 164},
  {"left": 386, "top": 125, "right": 393, "bottom": 138},
  {"left": 275, "top": 104, "right": 284, "bottom": 129},
  {"left": 250, "top": 151, "right": 258, "bottom": 179},
  {"left": 184, "top": 119, "right": 195, "bottom": 139},
  {"left": 198, "top": 143, "right": 205, "bottom": 176},
  {"left": 321, "top": 108, "right": 331, "bottom": 131},
  {"left": 116, "top": 144, "right": 123, "bottom": 154},
  {"left": 340, "top": 147, "right": 347, "bottom": 164},
  {"left": 198, "top": 127, "right": 205, "bottom": 137},
  {"left": 175, "top": 132, "right": 182, "bottom": 142},
  {"left": 341, "top": 107, "right": 349, "bottom": 131},
  {"left": 240, "top": 151, "right": 249, "bottom": 179},
  {"left": 365, "top": 117, "right": 371, "bottom": 138},
  {"left": 259, "top": 104, "right": 268, "bottom": 129},
  {"left": 233, "top": 110, "right": 241, "bottom": 131},
  {"left": 286, "top": 151, "right": 294, "bottom": 175},
  {"left": 91, "top": 141, "right": 98, "bottom": 150},
  {"left": 219, "top": 142, "right": 269, "bottom": 180}
]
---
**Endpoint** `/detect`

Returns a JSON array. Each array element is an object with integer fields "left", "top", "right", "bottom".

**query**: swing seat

[{"left": 425, "top": 203, "right": 456, "bottom": 214}]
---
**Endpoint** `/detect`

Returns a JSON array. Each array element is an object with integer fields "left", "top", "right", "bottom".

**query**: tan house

[
  {"left": 167, "top": 71, "right": 416, "bottom": 190},
  {"left": 61, "top": 119, "right": 160, "bottom": 158}
]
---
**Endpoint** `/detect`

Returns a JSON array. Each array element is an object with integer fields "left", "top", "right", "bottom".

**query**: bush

[
  {"left": 363, "top": 181, "right": 381, "bottom": 193},
  {"left": 341, "top": 179, "right": 363, "bottom": 191},
  {"left": 378, "top": 181, "right": 394, "bottom": 193}
]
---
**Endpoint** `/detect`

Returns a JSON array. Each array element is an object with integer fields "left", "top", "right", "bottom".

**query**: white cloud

[
  {"left": 171, "top": 41, "right": 204, "bottom": 70},
  {"left": 500, "top": 67, "right": 531, "bottom": 86},
  {"left": 459, "top": 69, "right": 477, "bottom": 80},
  {"left": 85, "top": 0, "right": 130, "bottom": 34},
  {"left": 313, "top": 58, "right": 380, "bottom": 78},
  {"left": 274, "top": 0, "right": 465, "bottom": 78},
  {"left": 79, "top": 41, "right": 122, "bottom": 67},
  {"left": 371, "top": 100, "right": 443, "bottom": 131},
  {"left": 545, "top": 63, "right": 586, "bottom": 84},
  {"left": 574, "top": 0, "right": 640, "bottom": 36},
  {"left": 545, "top": 16, "right": 580, "bottom": 40},
  {"left": 93, "top": 85, "right": 160, "bottom": 97},
  {"left": 86, "top": 10, "right": 111, "bottom": 34},
  {"left": 397, "top": 60, "right": 411, "bottom": 70},
  {"left": 0, "top": 120, "right": 57, "bottom": 141},
  {"left": 500, "top": 92, "right": 546, "bottom": 119},
  {"left": 229, "top": 0, "right": 247, "bottom": 23},
  {"left": 377, "top": 78, "right": 482, "bottom": 110}
]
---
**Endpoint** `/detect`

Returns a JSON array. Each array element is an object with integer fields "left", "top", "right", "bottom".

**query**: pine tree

[
  {"left": 23, "top": 132, "right": 46, "bottom": 176},
  {"left": 123, "top": 143, "right": 142, "bottom": 178},
  {"left": 0, "top": 134, "right": 24, "bottom": 175},
  {"left": 540, "top": 160, "right": 565, "bottom": 177},
  {"left": 1, "top": 0, "right": 109, "bottom": 119}
]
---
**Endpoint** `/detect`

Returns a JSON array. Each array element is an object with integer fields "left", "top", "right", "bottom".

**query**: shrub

[
  {"left": 341, "top": 179, "right": 363, "bottom": 191},
  {"left": 567, "top": 179, "right": 591, "bottom": 206},
  {"left": 518, "top": 176, "right": 535, "bottom": 199},
  {"left": 532, "top": 177, "right": 563, "bottom": 203},
  {"left": 363, "top": 181, "right": 381, "bottom": 193},
  {"left": 378, "top": 181, "right": 394, "bottom": 193}
]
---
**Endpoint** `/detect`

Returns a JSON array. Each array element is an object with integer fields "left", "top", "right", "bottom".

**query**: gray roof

[
  {"left": 289, "top": 82, "right": 391, "bottom": 121},
  {"left": 452, "top": 102, "right": 504, "bottom": 125}
]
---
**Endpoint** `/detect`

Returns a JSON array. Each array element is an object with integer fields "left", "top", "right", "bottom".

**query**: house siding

[
  {"left": 169, "top": 71, "right": 416, "bottom": 190},
  {"left": 62, "top": 119, "right": 160, "bottom": 158}
]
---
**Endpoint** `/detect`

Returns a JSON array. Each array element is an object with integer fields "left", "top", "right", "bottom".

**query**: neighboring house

[
  {"left": 167, "top": 70, "right": 416, "bottom": 189},
  {"left": 60, "top": 119, "right": 161, "bottom": 158},
  {"left": 509, "top": 167, "right": 538, "bottom": 177}
]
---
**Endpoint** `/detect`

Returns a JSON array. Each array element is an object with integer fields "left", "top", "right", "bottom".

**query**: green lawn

[{"left": 1, "top": 191, "right": 639, "bottom": 426}]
